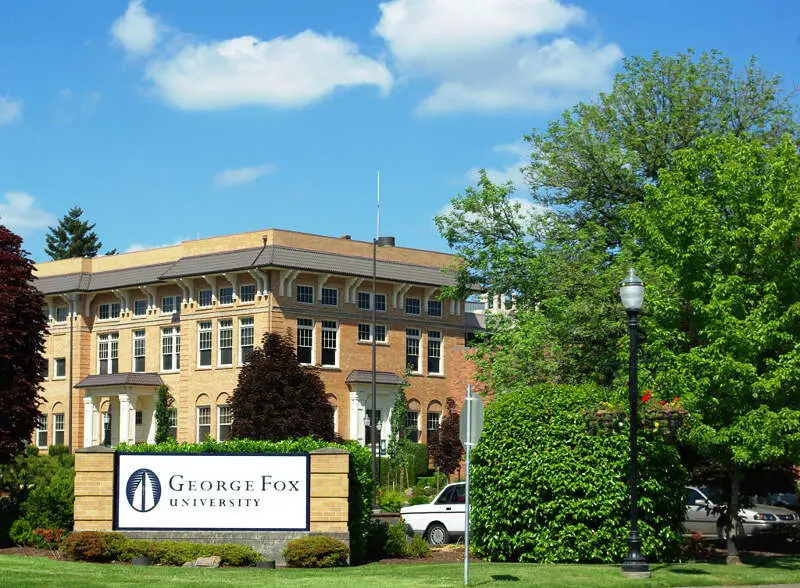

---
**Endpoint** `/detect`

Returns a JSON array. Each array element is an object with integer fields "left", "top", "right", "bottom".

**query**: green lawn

[{"left": 2, "top": 556, "right": 800, "bottom": 587}]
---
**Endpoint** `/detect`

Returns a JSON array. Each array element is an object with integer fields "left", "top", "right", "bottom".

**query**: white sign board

[{"left": 115, "top": 453, "right": 309, "bottom": 531}]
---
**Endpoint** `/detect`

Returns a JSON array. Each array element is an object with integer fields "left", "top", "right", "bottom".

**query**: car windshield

[{"left": 698, "top": 487, "right": 726, "bottom": 504}]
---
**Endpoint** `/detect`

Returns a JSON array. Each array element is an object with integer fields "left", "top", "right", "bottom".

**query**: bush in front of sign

[{"left": 283, "top": 535, "right": 350, "bottom": 567}]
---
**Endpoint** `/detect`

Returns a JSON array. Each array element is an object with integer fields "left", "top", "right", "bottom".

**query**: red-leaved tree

[
  {"left": 230, "top": 331, "right": 334, "bottom": 442},
  {"left": 0, "top": 225, "right": 47, "bottom": 463},
  {"left": 430, "top": 398, "right": 464, "bottom": 475}
]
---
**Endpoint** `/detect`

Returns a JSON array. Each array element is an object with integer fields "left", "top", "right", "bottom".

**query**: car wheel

[{"left": 426, "top": 522, "right": 450, "bottom": 546}]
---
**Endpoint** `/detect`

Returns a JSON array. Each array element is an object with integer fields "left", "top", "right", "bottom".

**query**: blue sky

[{"left": 1, "top": 0, "right": 799, "bottom": 262}]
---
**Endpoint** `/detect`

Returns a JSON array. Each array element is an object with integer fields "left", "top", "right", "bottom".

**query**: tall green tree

[
  {"left": 44, "top": 206, "right": 116, "bottom": 260},
  {"left": 436, "top": 49, "right": 798, "bottom": 388},
  {"left": 0, "top": 225, "right": 47, "bottom": 464},
  {"left": 633, "top": 135, "right": 800, "bottom": 558},
  {"left": 153, "top": 385, "right": 174, "bottom": 444},
  {"left": 230, "top": 331, "right": 334, "bottom": 442}
]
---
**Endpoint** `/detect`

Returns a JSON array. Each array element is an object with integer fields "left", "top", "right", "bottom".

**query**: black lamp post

[
  {"left": 371, "top": 235, "right": 394, "bottom": 508},
  {"left": 619, "top": 268, "right": 649, "bottom": 577}
]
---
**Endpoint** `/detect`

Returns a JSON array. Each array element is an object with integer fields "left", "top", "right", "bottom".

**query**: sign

[
  {"left": 459, "top": 392, "right": 484, "bottom": 447},
  {"left": 115, "top": 453, "right": 309, "bottom": 531}
]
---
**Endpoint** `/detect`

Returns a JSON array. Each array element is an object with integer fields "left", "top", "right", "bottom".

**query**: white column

[
  {"left": 146, "top": 395, "right": 157, "bottom": 444},
  {"left": 349, "top": 391, "right": 362, "bottom": 442},
  {"left": 83, "top": 395, "right": 95, "bottom": 447},
  {"left": 118, "top": 393, "right": 134, "bottom": 445}
]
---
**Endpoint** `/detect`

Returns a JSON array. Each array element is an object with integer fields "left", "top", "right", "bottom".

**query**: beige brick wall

[{"left": 73, "top": 449, "right": 115, "bottom": 531}]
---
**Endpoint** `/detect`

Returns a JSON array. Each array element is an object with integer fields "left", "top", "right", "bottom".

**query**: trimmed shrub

[
  {"left": 48, "top": 445, "right": 70, "bottom": 457},
  {"left": 364, "top": 518, "right": 389, "bottom": 562},
  {"left": 118, "top": 436, "right": 373, "bottom": 563},
  {"left": 61, "top": 532, "right": 260, "bottom": 566},
  {"left": 383, "top": 522, "right": 408, "bottom": 557},
  {"left": 377, "top": 488, "right": 405, "bottom": 513},
  {"left": 60, "top": 531, "right": 127, "bottom": 562},
  {"left": 9, "top": 519, "right": 35, "bottom": 547},
  {"left": 471, "top": 384, "right": 687, "bottom": 563},
  {"left": 405, "top": 534, "right": 431, "bottom": 558},
  {"left": 283, "top": 535, "right": 350, "bottom": 568}
]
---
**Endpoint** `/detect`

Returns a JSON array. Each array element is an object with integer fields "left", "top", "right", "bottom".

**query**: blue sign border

[{"left": 113, "top": 452, "right": 311, "bottom": 532}]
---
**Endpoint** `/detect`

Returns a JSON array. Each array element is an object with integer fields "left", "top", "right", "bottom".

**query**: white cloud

[
  {"left": 111, "top": 0, "right": 161, "bottom": 56},
  {"left": 0, "top": 95, "right": 23, "bottom": 124},
  {"left": 213, "top": 163, "right": 277, "bottom": 187},
  {"left": 109, "top": 2, "right": 391, "bottom": 110},
  {"left": 376, "top": 0, "right": 622, "bottom": 114},
  {"left": 437, "top": 197, "right": 544, "bottom": 227},
  {"left": 0, "top": 192, "right": 55, "bottom": 231},
  {"left": 145, "top": 32, "right": 392, "bottom": 110},
  {"left": 124, "top": 239, "right": 184, "bottom": 253},
  {"left": 467, "top": 143, "right": 529, "bottom": 188}
]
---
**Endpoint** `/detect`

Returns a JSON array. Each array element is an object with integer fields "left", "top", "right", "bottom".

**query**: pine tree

[
  {"left": 230, "top": 331, "right": 334, "bottom": 441},
  {"left": 0, "top": 225, "right": 48, "bottom": 463},
  {"left": 44, "top": 206, "right": 110, "bottom": 260}
]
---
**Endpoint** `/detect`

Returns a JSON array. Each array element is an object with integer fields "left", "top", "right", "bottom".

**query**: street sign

[{"left": 459, "top": 391, "right": 484, "bottom": 447}]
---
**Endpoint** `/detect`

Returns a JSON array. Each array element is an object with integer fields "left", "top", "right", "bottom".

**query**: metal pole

[
  {"left": 621, "top": 310, "right": 648, "bottom": 576},
  {"left": 371, "top": 237, "right": 378, "bottom": 508},
  {"left": 464, "top": 384, "right": 472, "bottom": 586}
]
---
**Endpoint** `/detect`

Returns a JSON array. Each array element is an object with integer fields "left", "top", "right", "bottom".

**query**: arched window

[
  {"left": 426, "top": 400, "right": 442, "bottom": 445},
  {"left": 195, "top": 394, "right": 211, "bottom": 442},
  {"left": 405, "top": 399, "right": 421, "bottom": 443},
  {"left": 51, "top": 402, "right": 66, "bottom": 446},
  {"left": 326, "top": 394, "right": 338, "bottom": 435},
  {"left": 217, "top": 393, "right": 232, "bottom": 441}
]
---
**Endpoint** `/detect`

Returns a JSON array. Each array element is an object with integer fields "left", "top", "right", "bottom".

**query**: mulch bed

[{"left": 379, "top": 544, "right": 470, "bottom": 565}]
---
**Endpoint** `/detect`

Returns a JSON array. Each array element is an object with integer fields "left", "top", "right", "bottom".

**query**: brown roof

[
  {"left": 75, "top": 373, "right": 164, "bottom": 389},
  {"left": 345, "top": 370, "right": 405, "bottom": 386},
  {"left": 34, "top": 246, "right": 456, "bottom": 296}
]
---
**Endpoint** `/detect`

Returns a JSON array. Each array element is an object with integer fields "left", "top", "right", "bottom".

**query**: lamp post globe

[{"left": 620, "top": 267, "right": 650, "bottom": 578}]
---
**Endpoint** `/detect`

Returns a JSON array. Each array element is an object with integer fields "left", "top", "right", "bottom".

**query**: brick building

[{"left": 33, "top": 228, "right": 479, "bottom": 453}]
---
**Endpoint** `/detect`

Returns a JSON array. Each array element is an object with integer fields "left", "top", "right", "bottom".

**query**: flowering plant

[{"left": 583, "top": 390, "right": 689, "bottom": 436}]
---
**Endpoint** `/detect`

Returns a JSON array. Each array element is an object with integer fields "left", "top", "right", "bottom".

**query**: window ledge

[
  {"left": 53, "top": 377, "right": 66, "bottom": 381},
  {"left": 216, "top": 365, "right": 233, "bottom": 370},
  {"left": 428, "top": 373, "right": 446, "bottom": 378},
  {"left": 320, "top": 366, "right": 342, "bottom": 372},
  {"left": 196, "top": 366, "right": 212, "bottom": 371}
]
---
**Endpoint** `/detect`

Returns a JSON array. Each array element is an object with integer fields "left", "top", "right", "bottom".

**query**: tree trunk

[{"left": 727, "top": 468, "right": 742, "bottom": 564}]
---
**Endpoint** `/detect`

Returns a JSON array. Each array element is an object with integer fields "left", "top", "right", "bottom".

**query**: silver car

[{"left": 685, "top": 486, "right": 800, "bottom": 542}]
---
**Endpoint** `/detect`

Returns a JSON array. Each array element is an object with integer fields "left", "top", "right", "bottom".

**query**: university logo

[{"left": 126, "top": 468, "right": 161, "bottom": 513}]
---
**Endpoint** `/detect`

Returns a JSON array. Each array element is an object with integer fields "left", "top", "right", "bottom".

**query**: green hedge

[
  {"left": 283, "top": 535, "right": 350, "bottom": 567},
  {"left": 470, "top": 384, "right": 687, "bottom": 563},
  {"left": 117, "top": 437, "right": 373, "bottom": 563},
  {"left": 60, "top": 531, "right": 260, "bottom": 566}
]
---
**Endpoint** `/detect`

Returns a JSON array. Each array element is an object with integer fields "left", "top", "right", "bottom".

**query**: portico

[
  {"left": 76, "top": 373, "right": 163, "bottom": 447},
  {"left": 345, "top": 370, "right": 405, "bottom": 455}
]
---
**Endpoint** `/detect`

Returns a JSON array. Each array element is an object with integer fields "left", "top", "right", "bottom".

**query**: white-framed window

[
  {"left": 358, "top": 292, "right": 387, "bottom": 311},
  {"left": 218, "top": 405, "right": 232, "bottom": 441},
  {"left": 54, "top": 413, "right": 65, "bottom": 446},
  {"left": 198, "top": 321, "right": 212, "bottom": 368},
  {"left": 198, "top": 289, "right": 213, "bottom": 308},
  {"left": 55, "top": 306, "right": 68, "bottom": 323},
  {"left": 168, "top": 408, "right": 177, "bottom": 439},
  {"left": 133, "top": 299, "right": 148, "bottom": 317},
  {"left": 98, "top": 332, "right": 119, "bottom": 375},
  {"left": 98, "top": 302, "right": 121, "bottom": 320},
  {"left": 321, "top": 320, "right": 338, "bottom": 367},
  {"left": 239, "top": 284, "right": 256, "bottom": 303},
  {"left": 406, "top": 328, "right": 420, "bottom": 372},
  {"left": 133, "top": 329, "right": 146, "bottom": 372},
  {"left": 218, "top": 319, "right": 233, "bottom": 366},
  {"left": 427, "top": 300, "right": 442, "bottom": 317},
  {"left": 296, "top": 285, "right": 313, "bottom": 304},
  {"left": 161, "top": 295, "right": 181, "bottom": 314},
  {"left": 405, "top": 410, "right": 420, "bottom": 443},
  {"left": 161, "top": 326, "right": 180, "bottom": 372},
  {"left": 428, "top": 330, "right": 442, "bottom": 374},
  {"left": 54, "top": 357, "right": 66, "bottom": 379},
  {"left": 239, "top": 317, "right": 254, "bottom": 364},
  {"left": 218, "top": 287, "right": 234, "bottom": 305},
  {"left": 297, "top": 318, "right": 314, "bottom": 364},
  {"left": 36, "top": 414, "right": 47, "bottom": 448},
  {"left": 358, "top": 323, "right": 386, "bottom": 343},
  {"left": 197, "top": 406, "right": 210, "bottom": 441},
  {"left": 405, "top": 297, "right": 421, "bottom": 315},
  {"left": 321, "top": 287, "right": 338, "bottom": 306},
  {"left": 427, "top": 410, "right": 441, "bottom": 444}
]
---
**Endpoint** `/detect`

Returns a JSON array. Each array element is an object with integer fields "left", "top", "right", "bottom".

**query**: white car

[
  {"left": 400, "top": 482, "right": 466, "bottom": 545},
  {"left": 685, "top": 486, "right": 800, "bottom": 542}
]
